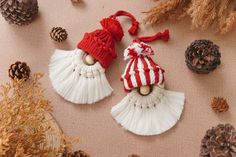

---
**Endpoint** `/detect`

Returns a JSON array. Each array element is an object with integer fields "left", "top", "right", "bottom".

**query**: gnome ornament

[
  {"left": 111, "top": 30, "right": 185, "bottom": 136},
  {"left": 49, "top": 11, "right": 139, "bottom": 104}
]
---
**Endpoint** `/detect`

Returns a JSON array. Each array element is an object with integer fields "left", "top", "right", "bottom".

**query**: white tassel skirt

[
  {"left": 111, "top": 85, "right": 185, "bottom": 136},
  {"left": 49, "top": 49, "right": 113, "bottom": 104}
]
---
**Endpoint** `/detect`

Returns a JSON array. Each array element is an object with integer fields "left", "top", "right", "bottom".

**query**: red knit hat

[
  {"left": 121, "top": 29, "right": 170, "bottom": 92},
  {"left": 77, "top": 10, "right": 139, "bottom": 69}
]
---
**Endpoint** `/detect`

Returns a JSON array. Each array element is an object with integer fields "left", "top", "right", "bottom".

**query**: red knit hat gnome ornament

[
  {"left": 111, "top": 30, "right": 185, "bottom": 136},
  {"left": 49, "top": 10, "right": 139, "bottom": 104},
  {"left": 78, "top": 11, "right": 139, "bottom": 69}
]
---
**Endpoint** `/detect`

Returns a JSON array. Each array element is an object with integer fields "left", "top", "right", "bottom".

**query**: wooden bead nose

[
  {"left": 84, "top": 54, "right": 95, "bottom": 65},
  {"left": 139, "top": 85, "right": 151, "bottom": 96}
]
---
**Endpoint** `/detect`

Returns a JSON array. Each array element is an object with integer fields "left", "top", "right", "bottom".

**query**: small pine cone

[
  {"left": 67, "top": 150, "right": 90, "bottom": 157},
  {"left": 211, "top": 97, "right": 229, "bottom": 113},
  {"left": 185, "top": 40, "right": 221, "bottom": 74},
  {"left": 9, "top": 61, "right": 31, "bottom": 80},
  {"left": 50, "top": 27, "right": 68, "bottom": 42},
  {"left": 128, "top": 154, "right": 140, "bottom": 157},
  {"left": 71, "top": 0, "right": 81, "bottom": 3}
]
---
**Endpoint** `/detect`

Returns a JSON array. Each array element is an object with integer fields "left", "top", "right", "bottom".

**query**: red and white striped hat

[{"left": 121, "top": 29, "right": 169, "bottom": 92}]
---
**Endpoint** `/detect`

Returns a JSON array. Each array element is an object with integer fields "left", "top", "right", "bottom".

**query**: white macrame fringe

[
  {"left": 49, "top": 49, "right": 113, "bottom": 104},
  {"left": 111, "top": 85, "right": 185, "bottom": 136}
]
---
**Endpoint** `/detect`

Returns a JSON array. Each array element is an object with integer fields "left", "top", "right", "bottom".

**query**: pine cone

[
  {"left": 50, "top": 27, "right": 68, "bottom": 42},
  {"left": 0, "top": 0, "right": 38, "bottom": 25},
  {"left": 71, "top": 0, "right": 81, "bottom": 3},
  {"left": 9, "top": 61, "right": 31, "bottom": 80},
  {"left": 65, "top": 150, "right": 90, "bottom": 157},
  {"left": 211, "top": 97, "right": 229, "bottom": 113},
  {"left": 128, "top": 154, "right": 140, "bottom": 157},
  {"left": 185, "top": 40, "right": 221, "bottom": 74},
  {"left": 200, "top": 124, "right": 236, "bottom": 157}
]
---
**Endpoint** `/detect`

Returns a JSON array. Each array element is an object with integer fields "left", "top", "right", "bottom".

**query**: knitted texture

[
  {"left": 77, "top": 28, "right": 116, "bottom": 69},
  {"left": 100, "top": 17, "right": 124, "bottom": 42},
  {"left": 77, "top": 10, "right": 139, "bottom": 69},
  {"left": 121, "top": 42, "right": 165, "bottom": 92}
]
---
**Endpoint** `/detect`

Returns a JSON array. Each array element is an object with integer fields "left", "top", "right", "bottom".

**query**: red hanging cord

[
  {"left": 134, "top": 29, "right": 170, "bottom": 43},
  {"left": 111, "top": 10, "right": 139, "bottom": 35}
]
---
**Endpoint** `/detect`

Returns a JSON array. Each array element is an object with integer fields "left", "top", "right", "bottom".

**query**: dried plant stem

[
  {"left": 0, "top": 73, "right": 77, "bottom": 157},
  {"left": 145, "top": 0, "right": 236, "bottom": 34},
  {"left": 144, "top": 0, "right": 191, "bottom": 24},
  {"left": 221, "top": 12, "right": 236, "bottom": 33}
]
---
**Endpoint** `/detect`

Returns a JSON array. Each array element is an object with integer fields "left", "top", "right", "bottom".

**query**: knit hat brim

[
  {"left": 77, "top": 32, "right": 116, "bottom": 69},
  {"left": 121, "top": 57, "right": 165, "bottom": 92}
]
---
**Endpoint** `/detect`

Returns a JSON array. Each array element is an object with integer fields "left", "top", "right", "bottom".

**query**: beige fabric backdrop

[{"left": 0, "top": 0, "right": 236, "bottom": 156}]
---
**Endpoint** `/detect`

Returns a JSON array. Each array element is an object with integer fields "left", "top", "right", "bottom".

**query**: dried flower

[
  {"left": 144, "top": 0, "right": 191, "bottom": 24},
  {"left": 0, "top": 73, "right": 75, "bottom": 156},
  {"left": 200, "top": 124, "right": 236, "bottom": 157},
  {"left": 211, "top": 97, "right": 229, "bottom": 113},
  {"left": 145, "top": 0, "right": 236, "bottom": 34}
]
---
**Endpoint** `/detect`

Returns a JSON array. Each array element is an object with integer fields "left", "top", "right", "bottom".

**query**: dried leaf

[{"left": 0, "top": 73, "right": 76, "bottom": 156}]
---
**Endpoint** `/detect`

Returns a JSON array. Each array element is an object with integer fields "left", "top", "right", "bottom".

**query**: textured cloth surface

[{"left": 0, "top": 0, "right": 235, "bottom": 157}]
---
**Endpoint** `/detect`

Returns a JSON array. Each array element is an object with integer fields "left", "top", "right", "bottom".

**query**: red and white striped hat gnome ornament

[
  {"left": 49, "top": 11, "right": 139, "bottom": 104},
  {"left": 111, "top": 30, "right": 185, "bottom": 136}
]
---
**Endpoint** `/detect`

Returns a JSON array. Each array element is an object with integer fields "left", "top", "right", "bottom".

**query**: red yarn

[
  {"left": 128, "top": 20, "right": 139, "bottom": 35},
  {"left": 112, "top": 10, "right": 139, "bottom": 35},
  {"left": 78, "top": 10, "right": 140, "bottom": 69},
  {"left": 134, "top": 29, "right": 170, "bottom": 43},
  {"left": 100, "top": 18, "right": 124, "bottom": 42},
  {"left": 100, "top": 10, "right": 139, "bottom": 41}
]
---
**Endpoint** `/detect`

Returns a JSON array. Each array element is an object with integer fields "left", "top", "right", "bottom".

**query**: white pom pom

[
  {"left": 49, "top": 49, "right": 113, "bottom": 104},
  {"left": 124, "top": 42, "right": 154, "bottom": 60},
  {"left": 111, "top": 85, "right": 185, "bottom": 136}
]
